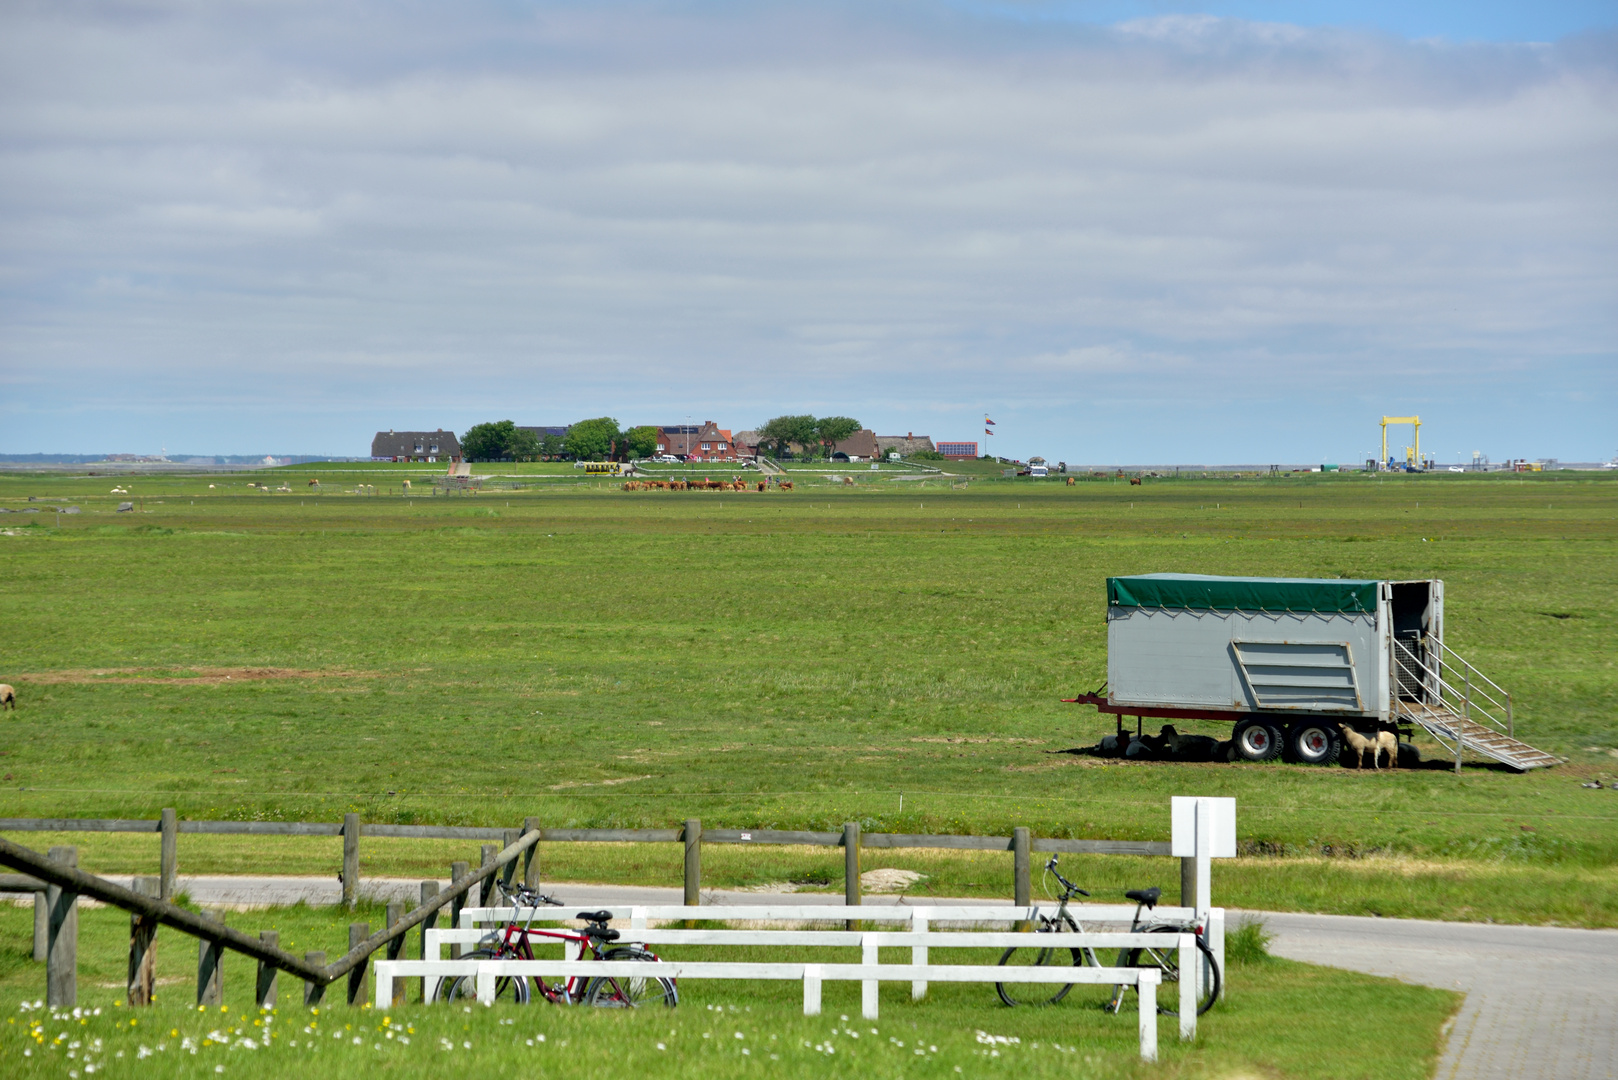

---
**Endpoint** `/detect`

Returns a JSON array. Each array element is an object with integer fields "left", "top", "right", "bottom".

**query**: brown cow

[
  {"left": 780, "top": 481, "right": 793, "bottom": 490},
  {"left": 1129, "top": 477, "right": 1142, "bottom": 486}
]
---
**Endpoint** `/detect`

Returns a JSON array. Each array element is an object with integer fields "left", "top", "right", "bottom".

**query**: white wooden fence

[{"left": 373, "top": 901, "right": 1223, "bottom": 1061}]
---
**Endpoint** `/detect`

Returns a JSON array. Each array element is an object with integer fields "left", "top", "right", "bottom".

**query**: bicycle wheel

[
  {"left": 583, "top": 948, "right": 678, "bottom": 1009},
  {"left": 1120, "top": 928, "right": 1220, "bottom": 1016},
  {"left": 442, "top": 949, "right": 532, "bottom": 1006},
  {"left": 995, "top": 929, "right": 1088, "bottom": 1007}
]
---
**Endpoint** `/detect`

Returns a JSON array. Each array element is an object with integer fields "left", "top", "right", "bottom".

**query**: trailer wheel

[
  {"left": 1285, "top": 721, "right": 1342, "bottom": 765},
  {"left": 1232, "top": 719, "right": 1284, "bottom": 762}
]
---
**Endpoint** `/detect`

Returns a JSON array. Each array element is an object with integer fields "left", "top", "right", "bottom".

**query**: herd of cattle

[{"left": 621, "top": 478, "right": 795, "bottom": 492}]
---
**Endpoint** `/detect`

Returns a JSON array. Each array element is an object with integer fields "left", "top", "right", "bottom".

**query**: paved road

[
  {"left": 72, "top": 878, "right": 1618, "bottom": 1079},
  {"left": 1254, "top": 909, "right": 1618, "bottom": 1080}
]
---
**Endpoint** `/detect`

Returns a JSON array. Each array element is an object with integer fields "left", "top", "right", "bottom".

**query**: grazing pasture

[{"left": 0, "top": 467, "right": 1614, "bottom": 926}]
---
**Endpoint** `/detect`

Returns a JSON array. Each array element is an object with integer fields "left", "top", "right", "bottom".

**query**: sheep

[
  {"left": 1341, "top": 726, "right": 1398, "bottom": 770},
  {"left": 1373, "top": 730, "right": 1399, "bottom": 769},
  {"left": 1341, "top": 726, "right": 1376, "bottom": 768},
  {"left": 0, "top": 684, "right": 14, "bottom": 710}
]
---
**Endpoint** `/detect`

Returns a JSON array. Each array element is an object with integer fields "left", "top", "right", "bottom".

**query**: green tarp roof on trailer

[{"left": 1107, "top": 574, "right": 1378, "bottom": 614}]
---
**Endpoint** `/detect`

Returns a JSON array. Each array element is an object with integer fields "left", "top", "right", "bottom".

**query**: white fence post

[
  {"left": 1178, "top": 934, "right": 1196, "bottom": 1040},
  {"left": 802, "top": 964, "right": 822, "bottom": 1015},
  {"left": 1138, "top": 968, "right": 1160, "bottom": 1062},
  {"left": 374, "top": 965, "right": 393, "bottom": 1010},
  {"left": 861, "top": 935, "right": 879, "bottom": 1019},
  {"left": 911, "top": 909, "right": 929, "bottom": 1000},
  {"left": 476, "top": 963, "right": 497, "bottom": 1006}
]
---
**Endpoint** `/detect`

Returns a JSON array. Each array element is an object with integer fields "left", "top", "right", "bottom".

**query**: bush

[{"left": 1226, "top": 916, "right": 1276, "bottom": 965}]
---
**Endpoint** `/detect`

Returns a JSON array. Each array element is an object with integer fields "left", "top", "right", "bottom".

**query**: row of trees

[
  {"left": 460, "top": 418, "right": 659, "bottom": 462},
  {"left": 465, "top": 413, "right": 921, "bottom": 463},
  {"left": 755, "top": 415, "right": 860, "bottom": 461}
]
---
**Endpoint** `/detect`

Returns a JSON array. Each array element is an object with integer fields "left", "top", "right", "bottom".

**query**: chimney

[{"left": 907, "top": 432, "right": 912, "bottom": 438}]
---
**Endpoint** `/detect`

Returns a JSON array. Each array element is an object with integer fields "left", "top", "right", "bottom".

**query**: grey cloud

[{"left": 0, "top": 2, "right": 1612, "bottom": 460}]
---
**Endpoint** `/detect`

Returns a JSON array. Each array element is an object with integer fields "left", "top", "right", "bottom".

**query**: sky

[{"left": 1, "top": 1, "right": 1614, "bottom": 465}]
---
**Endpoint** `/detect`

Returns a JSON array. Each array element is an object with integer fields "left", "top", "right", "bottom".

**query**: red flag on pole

[{"left": 985, "top": 417, "right": 996, "bottom": 425}]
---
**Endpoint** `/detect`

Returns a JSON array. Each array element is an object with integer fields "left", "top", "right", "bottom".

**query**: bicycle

[
  {"left": 441, "top": 881, "right": 678, "bottom": 1008},
  {"left": 995, "top": 856, "right": 1102, "bottom": 1006},
  {"left": 996, "top": 857, "right": 1220, "bottom": 1017},
  {"left": 1104, "top": 884, "right": 1221, "bottom": 1018}
]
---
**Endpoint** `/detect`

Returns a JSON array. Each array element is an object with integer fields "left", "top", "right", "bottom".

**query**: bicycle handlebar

[
  {"left": 495, "top": 880, "right": 563, "bottom": 907},
  {"left": 1042, "top": 855, "right": 1090, "bottom": 900}
]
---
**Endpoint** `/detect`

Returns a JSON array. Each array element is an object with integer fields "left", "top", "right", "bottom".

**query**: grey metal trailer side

[{"left": 1068, "top": 574, "right": 1558, "bottom": 771}]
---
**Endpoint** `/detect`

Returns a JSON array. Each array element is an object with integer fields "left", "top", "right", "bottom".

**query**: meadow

[
  {"left": 0, "top": 465, "right": 1615, "bottom": 931},
  {"left": 0, "top": 899, "right": 1456, "bottom": 1080}
]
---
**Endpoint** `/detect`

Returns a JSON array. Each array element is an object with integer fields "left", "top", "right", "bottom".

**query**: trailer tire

[
  {"left": 1285, "top": 721, "right": 1342, "bottom": 765},
  {"left": 1232, "top": 719, "right": 1284, "bottom": 762},
  {"left": 1397, "top": 741, "right": 1422, "bottom": 768}
]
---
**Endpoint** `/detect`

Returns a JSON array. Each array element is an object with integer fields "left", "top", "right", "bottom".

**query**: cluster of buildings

[{"left": 372, "top": 424, "right": 979, "bottom": 463}]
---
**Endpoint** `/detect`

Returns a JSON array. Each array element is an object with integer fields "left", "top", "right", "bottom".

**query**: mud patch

[{"left": 16, "top": 667, "right": 376, "bottom": 685}]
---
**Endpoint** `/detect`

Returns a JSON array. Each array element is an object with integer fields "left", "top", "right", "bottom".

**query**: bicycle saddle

[
  {"left": 1125, "top": 886, "right": 1161, "bottom": 909},
  {"left": 576, "top": 910, "right": 613, "bottom": 923},
  {"left": 583, "top": 926, "right": 621, "bottom": 942}
]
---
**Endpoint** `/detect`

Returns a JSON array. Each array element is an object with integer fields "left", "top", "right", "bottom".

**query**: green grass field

[
  {"left": 11, "top": 465, "right": 1609, "bottom": 1076},
  {"left": 1, "top": 467, "right": 1615, "bottom": 924},
  {"left": 0, "top": 899, "right": 1457, "bottom": 1080}
]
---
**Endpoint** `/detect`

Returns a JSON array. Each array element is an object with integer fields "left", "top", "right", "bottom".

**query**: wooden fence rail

[
  {"left": 0, "top": 813, "right": 1174, "bottom": 911},
  {"left": 0, "top": 813, "right": 1185, "bottom": 1009}
]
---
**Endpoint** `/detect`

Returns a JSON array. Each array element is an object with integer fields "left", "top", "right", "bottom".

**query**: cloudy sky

[{"left": 1, "top": 1, "right": 1613, "bottom": 464}]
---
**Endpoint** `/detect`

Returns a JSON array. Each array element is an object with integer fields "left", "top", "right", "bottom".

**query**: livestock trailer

[{"left": 1068, "top": 574, "right": 1558, "bottom": 771}]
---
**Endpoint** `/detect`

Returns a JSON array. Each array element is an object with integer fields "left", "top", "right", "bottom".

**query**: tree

[
  {"left": 814, "top": 416, "right": 861, "bottom": 458},
  {"left": 623, "top": 425, "right": 660, "bottom": 460},
  {"left": 461, "top": 420, "right": 517, "bottom": 461},
  {"left": 758, "top": 414, "right": 818, "bottom": 459},
  {"left": 539, "top": 432, "right": 566, "bottom": 460},
  {"left": 506, "top": 427, "right": 542, "bottom": 462},
  {"left": 565, "top": 417, "right": 622, "bottom": 461}
]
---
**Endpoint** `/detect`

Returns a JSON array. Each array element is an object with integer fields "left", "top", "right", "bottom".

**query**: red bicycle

[{"left": 441, "top": 881, "right": 678, "bottom": 1008}]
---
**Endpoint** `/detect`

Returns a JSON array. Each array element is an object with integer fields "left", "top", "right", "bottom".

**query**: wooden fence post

[
  {"left": 449, "top": 862, "right": 469, "bottom": 957},
  {"left": 160, "top": 808, "right": 178, "bottom": 901},
  {"left": 522, "top": 817, "right": 541, "bottom": 889},
  {"left": 256, "top": 931, "right": 279, "bottom": 1008},
  {"left": 1013, "top": 827, "right": 1032, "bottom": 907},
  {"left": 386, "top": 903, "right": 406, "bottom": 1006},
  {"left": 501, "top": 831, "right": 520, "bottom": 889},
  {"left": 33, "top": 890, "right": 47, "bottom": 962},
  {"left": 843, "top": 823, "right": 861, "bottom": 930},
  {"left": 418, "top": 881, "right": 440, "bottom": 1001},
  {"left": 197, "top": 910, "right": 224, "bottom": 1007},
  {"left": 479, "top": 844, "right": 497, "bottom": 907},
  {"left": 46, "top": 846, "right": 78, "bottom": 1007},
  {"left": 127, "top": 876, "right": 160, "bottom": 1006},
  {"left": 347, "top": 923, "right": 369, "bottom": 1006},
  {"left": 1181, "top": 857, "right": 1195, "bottom": 909},
  {"left": 303, "top": 951, "right": 326, "bottom": 1006},
  {"left": 683, "top": 820, "right": 701, "bottom": 907},
  {"left": 342, "top": 813, "right": 361, "bottom": 909}
]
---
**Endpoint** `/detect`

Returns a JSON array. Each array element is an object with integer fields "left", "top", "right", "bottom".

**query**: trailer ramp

[
  {"left": 1398, "top": 702, "right": 1561, "bottom": 771},
  {"left": 1393, "top": 639, "right": 1560, "bottom": 772}
]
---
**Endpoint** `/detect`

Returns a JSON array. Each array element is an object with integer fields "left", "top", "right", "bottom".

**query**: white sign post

[{"left": 1171, "top": 796, "right": 1236, "bottom": 1001}]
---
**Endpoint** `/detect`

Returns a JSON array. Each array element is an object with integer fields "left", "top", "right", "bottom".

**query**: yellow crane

[{"left": 1381, "top": 416, "right": 1421, "bottom": 469}]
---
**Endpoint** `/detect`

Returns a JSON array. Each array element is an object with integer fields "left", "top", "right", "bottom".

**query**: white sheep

[
  {"left": 0, "top": 684, "right": 14, "bottom": 710},
  {"left": 1341, "top": 726, "right": 1381, "bottom": 770},
  {"left": 1373, "top": 730, "right": 1399, "bottom": 769}
]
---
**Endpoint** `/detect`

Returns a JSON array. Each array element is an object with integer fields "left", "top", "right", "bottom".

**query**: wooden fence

[{"left": 0, "top": 813, "right": 1185, "bottom": 1010}]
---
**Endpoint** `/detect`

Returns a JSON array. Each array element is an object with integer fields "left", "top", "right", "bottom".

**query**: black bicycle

[
  {"left": 1105, "top": 885, "right": 1221, "bottom": 1018},
  {"left": 996, "top": 857, "right": 1220, "bottom": 1016}
]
